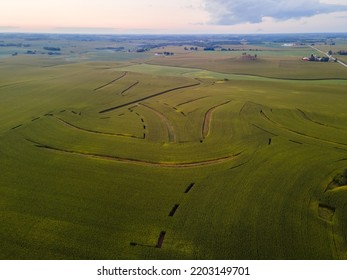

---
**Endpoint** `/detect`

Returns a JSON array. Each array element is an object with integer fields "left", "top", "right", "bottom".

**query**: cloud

[{"left": 204, "top": 0, "right": 347, "bottom": 24}]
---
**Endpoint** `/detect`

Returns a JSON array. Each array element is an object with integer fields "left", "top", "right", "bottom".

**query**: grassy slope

[{"left": 0, "top": 54, "right": 347, "bottom": 259}]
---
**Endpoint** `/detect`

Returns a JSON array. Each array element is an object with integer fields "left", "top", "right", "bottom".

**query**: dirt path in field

[
  {"left": 139, "top": 103, "right": 176, "bottom": 142},
  {"left": 26, "top": 138, "right": 240, "bottom": 167},
  {"left": 54, "top": 116, "right": 142, "bottom": 139},
  {"left": 99, "top": 82, "right": 200, "bottom": 113},
  {"left": 93, "top": 72, "right": 127, "bottom": 91},
  {"left": 202, "top": 100, "right": 231, "bottom": 138}
]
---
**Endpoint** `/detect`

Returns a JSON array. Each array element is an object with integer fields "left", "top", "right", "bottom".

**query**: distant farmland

[{"left": 1, "top": 36, "right": 347, "bottom": 259}]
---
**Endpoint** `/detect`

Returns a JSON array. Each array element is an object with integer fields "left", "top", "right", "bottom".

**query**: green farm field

[
  {"left": 1, "top": 45, "right": 347, "bottom": 260},
  {"left": 148, "top": 49, "right": 347, "bottom": 80}
]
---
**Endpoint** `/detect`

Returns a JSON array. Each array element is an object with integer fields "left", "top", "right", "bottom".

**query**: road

[{"left": 309, "top": 45, "right": 347, "bottom": 68}]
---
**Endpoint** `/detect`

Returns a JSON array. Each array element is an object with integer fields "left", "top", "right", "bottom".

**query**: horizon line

[{"left": 1, "top": 31, "right": 347, "bottom": 36}]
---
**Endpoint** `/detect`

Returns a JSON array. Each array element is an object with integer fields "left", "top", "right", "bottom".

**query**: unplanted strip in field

[
  {"left": 121, "top": 234, "right": 167, "bottom": 248},
  {"left": 99, "top": 82, "right": 200, "bottom": 113},
  {"left": 11, "top": 124, "right": 23, "bottom": 130},
  {"left": 202, "top": 100, "right": 231, "bottom": 138},
  {"left": 93, "top": 72, "right": 127, "bottom": 91},
  {"left": 163, "top": 103, "right": 186, "bottom": 116},
  {"left": 176, "top": 96, "right": 208, "bottom": 107},
  {"left": 297, "top": 108, "right": 347, "bottom": 130},
  {"left": 140, "top": 103, "right": 176, "bottom": 143},
  {"left": 239, "top": 102, "right": 248, "bottom": 115},
  {"left": 296, "top": 108, "right": 328, "bottom": 127},
  {"left": 120, "top": 81, "right": 139, "bottom": 95},
  {"left": 260, "top": 110, "right": 275, "bottom": 123},
  {"left": 229, "top": 161, "right": 249, "bottom": 170},
  {"left": 54, "top": 116, "right": 142, "bottom": 139},
  {"left": 251, "top": 124, "right": 278, "bottom": 136},
  {"left": 239, "top": 101, "right": 264, "bottom": 116},
  {"left": 184, "top": 183, "right": 195, "bottom": 193},
  {"left": 129, "top": 242, "right": 155, "bottom": 248},
  {"left": 156, "top": 231, "right": 166, "bottom": 248},
  {"left": 289, "top": 140, "right": 303, "bottom": 145},
  {"left": 26, "top": 139, "right": 240, "bottom": 167},
  {"left": 128, "top": 106, "right": 138, "bottom": 112},
  {"left": 168, "top": 204, "right": 180, "bottom": 217},
  {"left": 260, "top": 111, "right": 347, "bottom": 147}
]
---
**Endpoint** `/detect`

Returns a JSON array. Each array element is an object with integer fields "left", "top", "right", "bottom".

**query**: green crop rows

[{"left": 1, "top": 48, "right": 347, "bottom": 259}]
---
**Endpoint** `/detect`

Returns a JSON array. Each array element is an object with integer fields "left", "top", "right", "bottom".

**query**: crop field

[
  {"left": 149, "top": 50, "right": 347, "bottom": 80},
  {"left": 1, "top": 37, "right": 347, "bottom": 260}
]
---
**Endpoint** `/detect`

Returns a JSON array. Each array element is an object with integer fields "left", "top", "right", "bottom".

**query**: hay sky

[{"left": 1, "top": 0, "right": 347, "bottom": 33}]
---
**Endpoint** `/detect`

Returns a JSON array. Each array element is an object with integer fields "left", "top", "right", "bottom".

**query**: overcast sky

[{"left": 0, "top": 0, "right": 347, "bottom": 34}]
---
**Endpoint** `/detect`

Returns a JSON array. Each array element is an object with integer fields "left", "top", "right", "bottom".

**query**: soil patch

[
  {"left": 156, "top": 231, "right": 166, "bottom": 248},
  {"left": 168, "top": 204, "right": 180, "bottom": 217},
  {"left": 185, "top": 183, "right": 195, "bottom": 193}
]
